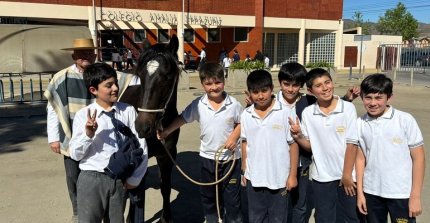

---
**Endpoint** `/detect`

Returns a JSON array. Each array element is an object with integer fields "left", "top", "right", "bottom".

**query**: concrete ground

[{"left": 0, "top": 71, "right": 429, "bottom": 222}]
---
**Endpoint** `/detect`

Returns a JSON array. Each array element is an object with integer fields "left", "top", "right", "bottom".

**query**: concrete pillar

[
  {"left": 298, "top": 19, "right": 306, "bottom": 65},
  {"left": 177, "top": 12, "right": 184, "bottom": 63},
  {"left": 335, "top": 19, "right": 344, "bottom": 70}
]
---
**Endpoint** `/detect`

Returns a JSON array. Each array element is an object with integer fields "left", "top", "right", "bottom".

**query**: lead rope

[{"left": 159, "top": 136, "right": 236, "bottom": 223}]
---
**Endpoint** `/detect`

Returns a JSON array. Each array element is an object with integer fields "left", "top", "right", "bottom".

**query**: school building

[{"left": 0, "top": 0, "right": 348, "bottom": 69}]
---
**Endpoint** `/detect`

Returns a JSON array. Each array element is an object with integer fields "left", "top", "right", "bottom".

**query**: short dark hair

[
  {"left": 305, "top": 68, "right": 331, "bottom": 88},
  {"left": 278, "top": 62, "right": 307, "bottom": 87},
  {"left": 247, "top": 69, "right": 273, "bottom": 92},
  {"left": 198, "top": 62, "right": 224, "bottom": 82},
  {"left": 360, "top": 73, "right": 393, "bottom": 97},
  {"left": 84, "top": 63, "right": 117, "bottom": 90}
]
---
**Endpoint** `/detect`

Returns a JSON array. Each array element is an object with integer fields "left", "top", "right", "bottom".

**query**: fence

[
  {"left": 378, "top": 44, "right": 430, "bottom": 87},
  {"left": 0, "top": 73, "right": 53, "bottom": 103}
]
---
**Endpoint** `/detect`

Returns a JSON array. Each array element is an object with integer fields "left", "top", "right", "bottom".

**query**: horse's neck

[{"left": 163, "top": 87, "right": 178, "bottom": 126}]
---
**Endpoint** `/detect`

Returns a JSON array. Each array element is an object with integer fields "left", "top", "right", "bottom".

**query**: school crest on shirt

[
  {"left": 272, "top": 124, "right": 283, "bottom": 130},
  {"left": 395, "top": 218, "right": 408, "bottom": 223},
  {"left": 392, "top": 137, "right": 403, "bottom": 145},
  {"left": 336, "top": 126, "right": 346, "bottom": 134},
  {"left": 225, "top": 117, "right": 234, "bottom": 125}
]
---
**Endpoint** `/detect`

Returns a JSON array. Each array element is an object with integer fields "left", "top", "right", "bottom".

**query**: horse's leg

[{"left": 157, "top": 130, "right": 179, "bottom": 223}]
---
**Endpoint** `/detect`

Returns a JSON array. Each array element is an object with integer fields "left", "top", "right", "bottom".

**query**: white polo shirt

[
  {"left": 181, "top": 93, "right": 242, "bottom": 160},
  {"left": 358, "top": 106, "right": 424, "bottom": 199},
  {"left": 301, "top": 96, "right": 358, "bottom": 182},
  {"left": 241, "top": 100, "right": 295, "bottom": 189}
]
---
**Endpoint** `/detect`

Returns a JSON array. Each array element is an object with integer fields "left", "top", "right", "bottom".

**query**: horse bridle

[{"left": 136, "top": 68, "right": 179, "bottom": 115}]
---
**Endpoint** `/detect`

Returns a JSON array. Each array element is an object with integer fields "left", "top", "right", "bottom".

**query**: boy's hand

[
  {"left": 357, "top": 192, "right": 368, "bottom": 215},
  {"left": 244, "top": 90, "right": 253, "bottom": 106},
  {"left": 345, "top": 86, "right": 360, "bottom": 102},
  {"left": 341, "top": 175, "right": 356, "bottom": 196},
  {"left": 49, "top": 141, "right": 61, "bottom": 154},
  {"left": 409, "top": 196, "right": 422, "bottom": 217},
  {"left": 85, "top": 109, "right": 98, "bottom": 138},
  {"left": 288, "top": 117, "right": 302, "bottom": 139},
  {"left": 157, "top": 129, "right": 168, "bottom": 140},
  {"left": 240, "top": 174, "right": 247, "bottom": 187},
  {"left": 224, "top": 138, "right": 237, "bottom": 151},
  {"left": 286, "top": 175, "right": 298, "bottom": 190}
]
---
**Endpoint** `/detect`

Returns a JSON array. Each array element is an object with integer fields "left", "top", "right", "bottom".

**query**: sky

[{"left": 343, "top": 0, "right": 430, "bottom": 23}]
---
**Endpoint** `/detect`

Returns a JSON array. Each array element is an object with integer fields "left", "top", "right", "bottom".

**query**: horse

[{"left": 120, "top": 35, "right": 181, "bottom": 223}]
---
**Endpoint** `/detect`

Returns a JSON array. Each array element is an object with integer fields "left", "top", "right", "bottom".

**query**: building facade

[{"left": 0, "top": 0, "right": 345, "bottom": 68}]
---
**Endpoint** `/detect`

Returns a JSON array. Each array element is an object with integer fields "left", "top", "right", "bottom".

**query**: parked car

[{"left": 400, "top": 51, "right": 430, "bottom": 67}]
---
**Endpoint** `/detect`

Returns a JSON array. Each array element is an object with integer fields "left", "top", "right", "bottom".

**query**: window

[
  {"left": 158, "top": 29, "right": 170, "bottom": 43},
  {"left": 208, "top": 28, "right": 220, "bottom": 43},
  {"left": 307, "top": 33, "right": 336, "bottom": 65},
  {"left": 234, "top": 27, "right": 248, "bottom": 42},
  {"left": 184, "top": 29, "right": 195, "bottom": 43},
  {"left": 134, "top": 30, "right": 146, "bottom": 43}
]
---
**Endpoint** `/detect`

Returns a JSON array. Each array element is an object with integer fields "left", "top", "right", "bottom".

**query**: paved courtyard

[{"left": 0, "top": 71, "right": 429, "bottom": 222}]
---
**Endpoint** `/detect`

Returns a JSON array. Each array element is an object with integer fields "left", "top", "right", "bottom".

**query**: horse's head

[{"left": 134, "top": 35, "right": 180, "bottom": 138}]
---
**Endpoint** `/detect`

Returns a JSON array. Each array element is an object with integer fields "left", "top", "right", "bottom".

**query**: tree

[
  {"left": 351, "top": 11, "right": 371, "bottom": 35},
  {"left": 376, "top": 2, "right": 418, "bottom": 40}
]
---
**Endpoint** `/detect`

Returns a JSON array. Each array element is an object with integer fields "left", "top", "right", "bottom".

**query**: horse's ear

[
  {"left": 142, "top": 39, "right": 151, "bottom": 52},
  {"left": 168, "top": 34, "right": 179, "bottom": 55}
]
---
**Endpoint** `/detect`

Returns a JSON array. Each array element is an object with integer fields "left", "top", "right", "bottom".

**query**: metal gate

[{"left": 378, "top": 43, "right": 430, "bottom": 86}]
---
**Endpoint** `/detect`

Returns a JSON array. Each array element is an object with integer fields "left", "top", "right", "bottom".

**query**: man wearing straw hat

[{"left": 44, "top": 38, "right": 136, "bottom": 222}]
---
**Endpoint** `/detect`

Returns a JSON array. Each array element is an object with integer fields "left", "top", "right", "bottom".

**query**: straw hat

[{"left": 61, "top": 38, "right": 103, "bottom": 50}]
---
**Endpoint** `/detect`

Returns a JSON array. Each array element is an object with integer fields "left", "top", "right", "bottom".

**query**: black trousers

[
  {"left": 200, "top": 157, "right": 242, "bottom": 223},
  {"left": 246, "top": 180, "right": 289, "bottom": 223},
  {"left": 365, "top": 193, "right": 416, "bottom": 223},
  {"left": 287, "top": 166, "right": 314, "bottom": 223},
  {"left": 312, "top": 180, "right": 360, "bottom": 223}
]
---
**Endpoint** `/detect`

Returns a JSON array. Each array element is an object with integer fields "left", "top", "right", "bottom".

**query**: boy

[
  {"left": 290, "top": 68, "right": 360, "bottom": 223},
  {"left": 69, "top": 63, "right": 148, "bottom": 223},
  {"left": 356, "top": 74, "right": 425, "bottom": 223},
  {"left": 158, "top": 63, "right": 243, "bottom": 223},
  {"left": 241, "top": 69, "right": 299, "bottom": 223}
]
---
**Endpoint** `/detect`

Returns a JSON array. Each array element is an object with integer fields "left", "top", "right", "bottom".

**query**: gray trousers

[{"left": 77, "top": 170, "right": 127, "bottom": 223}]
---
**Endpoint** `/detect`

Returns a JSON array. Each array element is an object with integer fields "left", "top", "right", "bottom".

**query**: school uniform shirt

[
  {"left": 276, "top": 91, "right": 316, "bottom": 169},
  {"left": 69, "top": 101, "right": 148, "bottom": 186},
  {"left": 241, "top": 100, "right": 295, "bottom": 190},
  {"left": 180, "top": 92, "right": 242, "bottom": 160},
  {"left": 301, "top": 96, "right": 358, "bottom": 182},
  {"left": 357, "top": 106, "right": 424, "bottom": 199}
]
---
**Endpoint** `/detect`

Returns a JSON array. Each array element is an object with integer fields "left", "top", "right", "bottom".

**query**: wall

[
  {"left": 341, "top": 34, "right": 403, "bottom": 69},
  {"left": 264, "top": 0, "right": 343, "bottom": 20}
]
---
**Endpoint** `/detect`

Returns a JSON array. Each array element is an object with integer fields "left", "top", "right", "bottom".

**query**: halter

[{"left": 136, "top": 67, "right": 179, "bottom": 114}]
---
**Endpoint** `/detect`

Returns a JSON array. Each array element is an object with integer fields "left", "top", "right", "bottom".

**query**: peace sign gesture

[
  {"left": 85, "top": 108, "right": 98, "bottom": 138},
  {"left": 288, "top": 116, "right": 302, "bottom": 139}
]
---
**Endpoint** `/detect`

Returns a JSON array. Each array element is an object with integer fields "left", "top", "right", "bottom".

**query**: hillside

[{"left": 343, "top": 19, "right": 430, "bottom": 37}]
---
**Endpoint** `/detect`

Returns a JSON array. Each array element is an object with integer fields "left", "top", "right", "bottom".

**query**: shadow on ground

[
  {"left": 143, "top": 151, "right": 249, "bottom": 223},
  {"left": 0, "top": 115, "right": 46, "bottom": 154}
]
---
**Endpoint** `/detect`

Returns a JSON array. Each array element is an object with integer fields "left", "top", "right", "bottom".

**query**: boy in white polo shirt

[
  {"left": 241, "top": 69, "right": 299, "bottom": 223},
  {"left": 157, "top": 62, "right": 243, "bottom": 223},
  {"left": 290, "top": 68, "right": 360, "bottom": 223},
  {"left": 356, "top": 74, "right": 425, "bottom": 223}
]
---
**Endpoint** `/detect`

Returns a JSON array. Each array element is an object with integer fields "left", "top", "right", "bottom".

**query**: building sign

[
  {"left": 100, "top": 10, "right": 223, "bottom": 26},
  {"left": 101, "top": 11, "right": 143, "bottom": 22},
  {"left": 187, "top": 15, "right": 222, "bottom": 26},
  {"left": 149, "top": 13, "right": 177, "bottom": 25}
]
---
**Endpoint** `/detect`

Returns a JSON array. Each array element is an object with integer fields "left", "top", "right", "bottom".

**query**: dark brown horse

[{"left": 120, "top": 35, "right": 181, "bottom": 223}]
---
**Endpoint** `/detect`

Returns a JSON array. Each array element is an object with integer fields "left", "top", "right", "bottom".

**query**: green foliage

[
  {"left": 229, "top": 60, "right": 266, "bottom": 74},
  {"left": 305, "top": 61, "right": 334, "bottom": 70},
  {"left": 351, "top": 11, "right": 372, "bottom": 35},
  {"left": 376, "top": 2, "right": 419, "bottom": 40}
]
